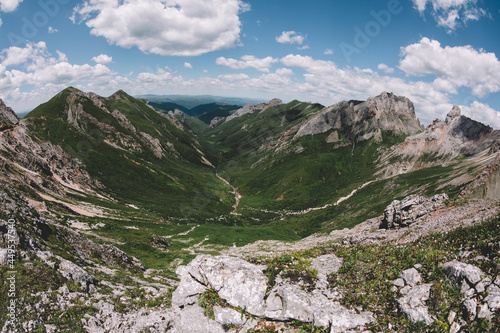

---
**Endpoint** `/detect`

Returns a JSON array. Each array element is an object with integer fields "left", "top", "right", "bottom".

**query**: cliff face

[
  {"left": 377, "top": 105, "right": 500, "bottom": 178},
  {"left": 0, "top": 98, "right": 102, "bottom": 198},
  {"left": 0, "top": 99, "right": 19, "bottom": 130},
  {"left": 294, "top": 92, "right": 423, "bottom": 141}
]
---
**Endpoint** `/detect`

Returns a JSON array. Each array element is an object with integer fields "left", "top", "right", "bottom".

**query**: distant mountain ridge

[{"left": 137, "top": 94, "right": 266, "bottom": 110}]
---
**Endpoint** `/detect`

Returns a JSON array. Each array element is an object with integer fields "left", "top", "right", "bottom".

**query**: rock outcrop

[
  {"left": 225, "top": 99, "right": 282, "bottom": 123},
  {"left": 377, "top": 105, "right": 500, "bottom": 178},
  {"left": 294, "top": 92, "right": 423, "bottom": 141},
  {"left": 172, "top": 254, "right": 373, "bottom": 332},
  {"left": 392, "top": 267, "right": 434, "bottom": 325},
  {"left": 380, "top": 193, "right": 448, "bottom": 229},
  {"left": 0, "top": 99, "right": 19, "bottom": 130},
  {"left": 442, "top": 260, "right": 500, "bottom": 324}
]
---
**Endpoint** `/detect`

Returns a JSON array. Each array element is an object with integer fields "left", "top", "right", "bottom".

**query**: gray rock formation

[
  {"left": 377, "top": 105, "right": 500, "bottom": 178},
  {"left": 225, "top": 99, "right": 282, "bottom": 123},
  {"left": 443, "top": 260, "right": 484, "bottom": 286},
  {"left": 0, "top": 99, "right": 102, "bottom": 198},
  {"left": 380, "top": 193, "right": 448, "bottom": 229},
  {"left": 225, "top": 103, "right": 257, "bottom": 123},
  {"left": 393, "top": 267, "right": 434, "bottom": 325},
  {"left": 36, "top": 251, "right": 94, "bottom": 292},
  {"left": 0, "top": 99, "right": 19, "bottom": 130},
  {"left": 294, "top": 92, "right": 423, "bottom": 141},
  {"left": 173, "top": 255, "right": 268, "bottom": 315},
  {"left": 442, "top": 260, "right": 500, "bottom": 322},
  {"left": 172, "top": 254, "right": 373, "bottom": 332},
  {"left": 209, "top": 116, "right": 224, "bottom": 128}
]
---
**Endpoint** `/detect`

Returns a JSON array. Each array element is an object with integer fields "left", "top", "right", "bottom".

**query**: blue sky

[{"left": 0, "top": 0, "right": 500, "bottom": 127}]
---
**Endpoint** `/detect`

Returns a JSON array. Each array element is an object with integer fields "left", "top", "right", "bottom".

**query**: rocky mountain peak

[
  {"left": 0, "top": 98, "right": 19, "bottom": 130},
  {"left": 225, "top": 98, "right": 283, "bottom": 123},
  {"left": 446, "top": 105, "right": 461, "bottom": 124},
  {"left": 294, "top": 92, "right": 423, "bottom": 140}
]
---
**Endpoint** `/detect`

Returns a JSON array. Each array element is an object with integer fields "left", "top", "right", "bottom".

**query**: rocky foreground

[{"left": 1, "top": 184, "right": 500, "bottom": 332}]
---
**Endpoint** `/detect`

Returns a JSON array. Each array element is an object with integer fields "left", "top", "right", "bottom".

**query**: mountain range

[{"left": 1, "top": 88, "right": 500, "bottom": 331}]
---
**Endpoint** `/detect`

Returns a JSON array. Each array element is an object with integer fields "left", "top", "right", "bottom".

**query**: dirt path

[
  {"left": 251, "top": 180, "right": 375, "bottom": 217},
  {"left": 216, "top": 173, "right": 242, "bottom": 215}
]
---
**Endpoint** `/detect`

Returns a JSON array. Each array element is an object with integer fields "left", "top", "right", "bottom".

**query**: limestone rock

[
  {"left": 0, "top": 248, "right": 8, "bottom": 266},
  {"left": 225, "top": 104, "right": 256, "bottom": 123},
  {"left": 36, "top": 251, "right": 94, "bottom": 292},
  {"left": 443, "top": 260, "right": 484, "bottom": 286},
  {"left": 464, "top": 298, "right": 477, "bottom": 321},
  {"left": 213, "top": 306, "right": 246, "bottom": 325},
  {"left": 397, "top": 284, "right": 434, "bottom": 325},
  {"left": 381, "top": 194, "right": 448, "bottom": 229},
  {"left": 401, "top": 268, "right": 422, "bottom": 287},
  {"left": 174, "top": 255, "right": 268, "bottom": 316},
  {"left": 174, "top": 305, "right": 224, "bottom": 333},
  {"left": 294, "top": 92, "right": 422, "bottom": 140},
  {"left": 0, "top": 99, "right": 19, "bottom": 130}
]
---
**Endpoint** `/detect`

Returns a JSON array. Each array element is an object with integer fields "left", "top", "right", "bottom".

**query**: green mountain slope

[{"left": 24, "top": 87, "right": 234, "bottom": 219}]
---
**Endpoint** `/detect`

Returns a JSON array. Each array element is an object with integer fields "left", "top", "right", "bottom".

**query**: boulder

[
  {"left": 380, "top": 193, "right": 448, "bottom": 229},
  {"left": 443, "top": 260, "right": 484, "bottom": 286},
  {"left": 397, "top": 284, "right": 434, "bottom": 325},
  {"left": 173, "top": 255, "right": 268, "bottom": 316},
  {"left": 400, "top": 268, "right": 422, "bottom": 287}
]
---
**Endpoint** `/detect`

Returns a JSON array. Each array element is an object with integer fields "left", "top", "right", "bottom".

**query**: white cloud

[
  {"left": 0, "top": 0, "right": 22, "bottom": 12},
  {"left": 216, "top": 55, "right": 278, "bottom": 72},
  {"left": 0, "top": 17, "right": 2, "bottom": 27},
  {"left": 91, "top": 54, "right": 113, "bottom": 65},
  {"left": 412, "top": 0, "right": 489, "bottom": 32},
  {"left": 378, "top": 63, "right": 394, "bottom": 74},
  {"left": 71, "top": 0, "right": 249, "bottom": 56},
  {"left": 136, "top": 67, "right": 173, "bottom": 83},
  {"left": 276, "top": 31, "right": 305, "bottom": 45},
  {"left": 461, "top": 101, "right": 500, "bottom": 128},
  {"left": 324, "top": 49, "right": 334, "bottom": 55},
  {"left": 399, "top": 37, "right": 500, "bottom": 97},
  {"left": 184, "top": 62, "right": 193, "bottom": 69},
  {"left": 48, "top": 26, "right": 58, "bottom": 34},
  {"left": 217, "top": 73, "right": 250, "bottom": 81},
  {"left": 0, "top": 42, "right": 115, "bottom": 111}
]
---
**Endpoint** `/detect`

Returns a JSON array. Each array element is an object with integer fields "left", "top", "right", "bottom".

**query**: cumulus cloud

[
  {"left": 276, "top": 31, "right": 305, "bottom": 45},
  {"left": 91, "top": 54, "right": 113, "bottom": 65},
  {"left": 216, "top": 55, "right": 278, "bottom": 72},
  {"left": 412, "top": 0, "right": 489, "bottom": 32},
  {"left": 324, "top": 49, "right": 334, "bottom": 55},
  {"left": 399, "top": 37, "right": 500, "bottom": 97},
  {"left": 136, "top": 67, "right": 173, "bottom": 83},
  {"left": 217, "top": 73, "right": 250, "bottom": 81},
  {"left": 0, "top": 0, "right": 23, "bottom": 12},
  {"left": 378, "top": 63, "right": 394, "bottom": 74},
  {"left": 48, "top": 26, "right": 58, "bottom": 34},
  {"left": 71, "top": 0, "right": 250, "bottom": 56},
  {"left": 0, "top": 42, "right": 114, "bottom": 110},
  {"left": 184, "top": 62, "right": 193, "bottom": 69}
]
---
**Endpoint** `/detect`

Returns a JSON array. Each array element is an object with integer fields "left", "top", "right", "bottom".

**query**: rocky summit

[{"left": 1, "top": 89, "right": 500, "bottom": 332}]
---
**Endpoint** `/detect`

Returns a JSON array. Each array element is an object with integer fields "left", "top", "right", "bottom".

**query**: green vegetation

[
  {"left": 19, "top": 87, "right": 487, "bottom": 272},
  {"left": 25, "top": 88, "right": 235, "bottom": 219},
  {"left": 253, "top": 214, "right": 500, "bottom": 332}
]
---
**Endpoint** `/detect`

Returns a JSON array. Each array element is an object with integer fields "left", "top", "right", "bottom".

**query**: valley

[{"left": 1, "top": 88, "right": 500, "bottom": 332}]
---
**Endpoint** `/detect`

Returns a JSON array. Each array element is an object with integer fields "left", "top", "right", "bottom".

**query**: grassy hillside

[{"left": 25, "top": 88, "right": 234, "bottom": 219}]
